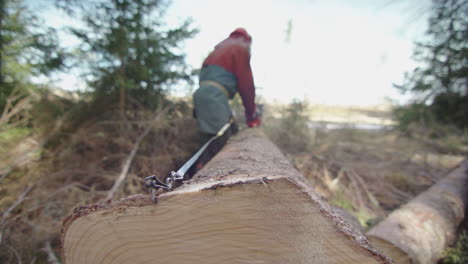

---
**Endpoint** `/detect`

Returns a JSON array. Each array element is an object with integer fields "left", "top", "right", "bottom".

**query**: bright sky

[{"left": 33, "top": 0, "right": 431, "bottom": 106}]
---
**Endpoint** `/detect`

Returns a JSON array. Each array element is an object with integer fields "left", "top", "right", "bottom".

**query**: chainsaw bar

[{"left": 145, "top": 120, "right": 233, "bottom": 202}]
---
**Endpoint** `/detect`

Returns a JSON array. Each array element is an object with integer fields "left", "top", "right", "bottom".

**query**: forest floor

[
  {"left": 0, "top": 99, "right": 466, "bottom": 263},
  {"left": 263, "top": 102, "right": 466, "bottom": 228}
]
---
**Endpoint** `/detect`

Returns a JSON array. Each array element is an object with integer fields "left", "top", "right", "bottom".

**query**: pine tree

[
  {"left": 67, "top": 0, "right": 198, "bottom": 111},
  {"left": 395, "top": 0, "right": 467, "bottom": 129},
  {"left": 0, "top": 0, "right": 65, "bottom": 119}
]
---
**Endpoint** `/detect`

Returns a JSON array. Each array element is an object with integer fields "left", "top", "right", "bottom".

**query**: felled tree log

[
  {"left": 367, "top": 159, "right": 468, "bottom": 264},
  {"left": 61, "top": 128, "right": 391, "bottom": 264}
]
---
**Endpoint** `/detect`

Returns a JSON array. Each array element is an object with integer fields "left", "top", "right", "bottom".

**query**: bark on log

[
  {"left": 61, "top": 128, "right": 391, "bottom": 264},
  {"left": 367, "top": 159, "right": 468, "bottom": 264}
]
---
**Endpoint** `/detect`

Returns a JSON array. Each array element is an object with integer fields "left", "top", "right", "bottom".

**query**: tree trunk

[
  {"left": 0, "top": 0, "right": 4, "bottom": 84},
  {"left": 61, "top": 128, "right": 391, "bottom": 264},
  {"left": 119, "top": 64, "right": 126, "bottom": 123},
  {"left": 367, "top": 160, "right": 468, "bottom": 264}
]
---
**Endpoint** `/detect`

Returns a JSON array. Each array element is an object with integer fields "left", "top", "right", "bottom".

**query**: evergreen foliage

[
  {"left": 66, "top": 0, "right": 198, "bottom": 108},
  {"left": 1, "top": 0, "right": 65, "bottom": 83},
  {"left": 267, "top": 100, "right": 313, "bottom": 153},
  {"left": 442, "top": 231, "right": 468, "bottom": 264},
  {"left": 0, "top": 0, "right": 65, "bottom": 124},
  {"left": 395, "top": 0, "right": 467, "bottom": 130}
]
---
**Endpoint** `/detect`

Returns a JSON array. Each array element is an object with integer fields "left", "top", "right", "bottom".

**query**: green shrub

[
  {"left": 393, "top": 101, "right": 468, "bottom": 154},
  {"left": 330, "top": 190, "right": 353, "bottom": 212},
  {"left": 0, "top": 127, "right": 31, "bottom": 142},
  {"left": 265, "top": 99, "right": 314, "bottom": 153},
  {"left": 393, "top": 103, "right": 433, "bottom": 132},
  {"left": 394, "top": 93, "right": 468, "bottom": 135},
  {"left": 431, "top": 93, "right": 468, "bottom": 130},
  {"left": 441, "top": 231, "right": 468, "bottom": 264}
]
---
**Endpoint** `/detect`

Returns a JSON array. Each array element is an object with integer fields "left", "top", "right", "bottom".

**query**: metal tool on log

[
  {"left": 144, "top": 105, "right": 263, "bottom": 202},
  {"left": 145, "top": 120, "right": 233, "bottom": 201}
]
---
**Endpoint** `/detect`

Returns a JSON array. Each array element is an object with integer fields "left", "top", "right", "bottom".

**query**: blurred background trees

[
  {"left": 0, "top": 0, "right": 65, "bottom": 130},
  {"left": 64, "top": 0, "right": 197, "bottom": 112},
  {"left": 1, "top": 0, "right": 198, "bottom": 130},
  {"left": 0, "top": 1, "right": 200, "bottom": 262},
  {"left": 265, "top": 99, "right": 313, "bottom": 154},
  {"left": 0, "top": 0, "right": 467, "bottom": 262},
  {"left": 395, "top": 0, "right": 467, "bottom": 132}
]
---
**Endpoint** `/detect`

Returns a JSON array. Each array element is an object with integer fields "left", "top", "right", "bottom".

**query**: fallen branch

[
  {"left": 349, "top": 170, "right": 380, "bottom": 209},
  {"left": 0, "top": 168, "right": 13, "bottom": 183},
  {"left": 0, "top": 185, "right": 34, "bottom": 244},
  {"left": 385, "top": 184, "right": 412, "bottom": 201},
  {"left": 5, "top": 245, "right": 22, "bottom": 264},
  {"left": 368, "top": 159, "right": 468, "bottom": 264},
  {"left": 0, "top": 86, "right": 31, "bottom": 131},
  {"left": 1, "top": 185, "right": 34, "bottom": 225},
  {"left": 0, "top": 108, "right": 70, "bottom": 183},
  {"left": 105, "top": 107, "right": 170, "bottom": 200},
  {"left": 346, "top": 168, "right": 366, "bottom": 209},
  {"left": 42, "top": 241, "right": 60, "bottom": 264},
  {"left": 0, "top": 141, "right": 40, "bottom": 184}
]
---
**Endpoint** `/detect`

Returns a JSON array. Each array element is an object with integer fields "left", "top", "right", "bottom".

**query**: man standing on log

[
  {"left": 193, "top": 27, "right": 261, "bottom": 135},
  {"left": 190, "top": 28, "right": 261, "bottom": 173}
]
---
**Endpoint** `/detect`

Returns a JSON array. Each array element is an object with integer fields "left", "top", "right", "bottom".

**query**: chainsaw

[
  {"left": 144, "top": 104, "right": 263, "bottom": 202},
  {"left": 145, "top": 120, "right": 233, "bottom": 202}
]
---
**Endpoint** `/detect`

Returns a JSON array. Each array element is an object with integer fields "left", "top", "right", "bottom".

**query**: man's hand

[
  {"left": 246, "top": 104, "right": 263, "bottom": 127},
  {"left": 247, "top": 117, "right": 261, "bottom": 127}
]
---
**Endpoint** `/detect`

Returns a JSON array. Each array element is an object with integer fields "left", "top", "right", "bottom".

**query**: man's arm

[{"left": 233, "top": 47, "right": 256, "bottom": 121}]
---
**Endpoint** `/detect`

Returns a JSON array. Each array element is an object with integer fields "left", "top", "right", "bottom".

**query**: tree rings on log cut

[
  {"left": 367, "top": 159, "right": 468, "bottom": 264},
  {"left": 61, "top": 128, "right": 391, "bottom": 264},
  {"left": 62, "top": 178, "right": 390, "bottom": 264}
]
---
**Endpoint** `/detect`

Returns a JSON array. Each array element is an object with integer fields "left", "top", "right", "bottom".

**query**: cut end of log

[
  {"left": 62, "top": 178, "right": 388, "bottom": 264},
  {"left": 367, "top": 159, "right": 468, "bottom": 264},
  {"left": 368, "top": 237, "right": 411, "bottom": 264},
  {"left": 61, "top": 129, "right": 391, "bottom": 264}
]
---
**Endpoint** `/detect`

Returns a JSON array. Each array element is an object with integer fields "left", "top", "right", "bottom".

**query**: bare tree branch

[
  {"left": 42, "top": 241, "right": 60, "bottom": 264},
  {"left": 106, "top": 106, "right": 171, "bottom": 200},
  {"left": 0, "top": 185, "right": 34, "bottom": 243},
  {"left": 5, "top": 245, "right": 22, "bottom": 264}
]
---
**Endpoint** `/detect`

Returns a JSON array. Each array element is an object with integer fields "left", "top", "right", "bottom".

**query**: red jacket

[{"left": 202, "top": 31, "right": 256, "bottom": 120}]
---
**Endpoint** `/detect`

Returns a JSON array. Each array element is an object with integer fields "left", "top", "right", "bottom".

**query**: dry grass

[
  {"left": 263, "top": 101, "right": 464, "bottom": 230},
  {"left": 0, "top": 100, "right": 204, "bottom": 263},
  {"left": 0, "top": 98, "right": 465, "bottom": 262}
]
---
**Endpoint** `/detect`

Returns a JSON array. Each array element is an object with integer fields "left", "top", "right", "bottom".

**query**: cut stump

[
  {"left": 61, "top": 128, "right": 391, "bottom": 264},
  {"left": 367, "top": 159, "right": 468, "bottom": 264}
]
